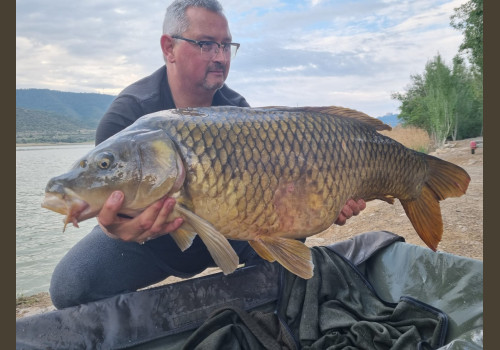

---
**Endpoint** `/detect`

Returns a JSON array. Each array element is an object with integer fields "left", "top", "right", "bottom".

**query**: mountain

[
  {"left": 377, "top": 113, "right": 400, "bottom": 127},
  {"left": 16, "top": 89, "right": 116, "bottom": 129}
]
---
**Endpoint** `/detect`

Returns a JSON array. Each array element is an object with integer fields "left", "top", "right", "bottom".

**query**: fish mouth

[{"left": 41, "top": 188, "right": 97, "bottom": 231}]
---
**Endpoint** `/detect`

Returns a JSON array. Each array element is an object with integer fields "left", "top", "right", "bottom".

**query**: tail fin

[{"left": 400, "top": 155, "right": 471, "bottom": 251}]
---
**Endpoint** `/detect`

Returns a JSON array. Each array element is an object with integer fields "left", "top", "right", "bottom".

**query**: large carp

[{"left": 42, "top": 106, "right": 470, "bottom": 279}]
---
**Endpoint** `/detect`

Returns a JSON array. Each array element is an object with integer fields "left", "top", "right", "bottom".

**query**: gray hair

[{"left": 163, "top": 0, "right": 225, "bottom": 36}]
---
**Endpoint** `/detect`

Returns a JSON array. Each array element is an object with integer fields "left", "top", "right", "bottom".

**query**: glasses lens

[
  {"left": 229, "top": 44, "right": 239, "bottom": 59},
  {"left": 200, "top": 42, "right": 215, "bottom": 53},
  {"left": 200, "top": 43, "right": 239, "bottom": 60}
]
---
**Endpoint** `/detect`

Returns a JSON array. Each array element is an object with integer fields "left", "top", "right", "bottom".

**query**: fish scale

[{"left": 42, "top": 106, "right": 470, "bottom": 279}]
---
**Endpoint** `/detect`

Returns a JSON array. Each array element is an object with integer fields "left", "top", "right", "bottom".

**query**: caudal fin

[{"left": 400, "top": 155, "right": 470, "bottom": 251}]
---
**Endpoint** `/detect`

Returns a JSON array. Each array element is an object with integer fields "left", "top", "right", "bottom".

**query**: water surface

[{"left": 16, "top": 144, "right": 96, "bottom": 296}]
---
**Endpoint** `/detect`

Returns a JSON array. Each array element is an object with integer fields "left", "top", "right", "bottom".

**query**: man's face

[{"left": 173, "top": 7, "right": 232, "bottom": 93}]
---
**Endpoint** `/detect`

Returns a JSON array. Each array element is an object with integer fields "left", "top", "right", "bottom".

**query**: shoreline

[{"left": 16, "top": 141, "right": 94, "bottom": 147}]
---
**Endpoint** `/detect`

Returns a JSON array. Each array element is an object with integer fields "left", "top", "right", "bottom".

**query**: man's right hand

[{"left": 97, "top": 191, "right": 184, "bottom": 244}]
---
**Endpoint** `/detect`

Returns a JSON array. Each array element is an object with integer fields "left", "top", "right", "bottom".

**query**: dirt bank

[{"left": 16, "top": 138, "right": 483, "bottom": 318}]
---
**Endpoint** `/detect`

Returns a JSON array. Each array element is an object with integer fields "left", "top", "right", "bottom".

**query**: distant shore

[{"left": 16, "top": 141, "right": 94, "bottom": 147}]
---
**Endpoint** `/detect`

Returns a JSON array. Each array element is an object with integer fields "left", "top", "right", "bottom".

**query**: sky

[{"left": 16, "top": 0, "right": 468, "bottom": 117}]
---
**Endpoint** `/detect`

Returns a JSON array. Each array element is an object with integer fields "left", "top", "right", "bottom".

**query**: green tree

[
  {"left": 392, "top": 0, "right": 483, "bottom": 145},
  {"left": 392, "top": 74, "right": 430, "bottom": 130},
  {"left": 450, "top": 0, "right": 483, "bottom": 75},
  {"left": 392, "top": 54, "right": 483, "bottom": 146},
  {"left": 450, "top": 55, "right": 483, "bottom": 139},
  {"left": 423, "top": 54, "right": 455, "bottom": 146},
  {"left": 450, "top": 0, "right": 483, "bottom": 137}
]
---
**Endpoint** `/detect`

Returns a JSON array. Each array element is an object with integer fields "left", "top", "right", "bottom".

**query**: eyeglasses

[{"left": 172, "top": 35, "right": 240, "bottom": 60}]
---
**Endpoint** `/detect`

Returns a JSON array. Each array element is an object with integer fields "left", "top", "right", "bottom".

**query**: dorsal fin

[{"left": 259, "top": 106, "right": 392, "bottom": 131}]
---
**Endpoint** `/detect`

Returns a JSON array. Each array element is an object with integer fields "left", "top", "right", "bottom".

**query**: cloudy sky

[{"left": 16, "top": 0, "right": 467, "bottom": 117}]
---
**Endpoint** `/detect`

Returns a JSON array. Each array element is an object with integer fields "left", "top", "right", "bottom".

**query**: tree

[
  {"left": 423, "top": 55, "right": 455, "bottom": 146},
  {"left": 392, "top": 1, "right": 483, "bottom": 145},
  {"left": 450, "top": 56, "right": 483, "bottom": 139},
  {"left": 450, "top": 0, "right": 483, "bottom": 75},
  {"left": 392, "top": 74, "right": 430, "bottom": 130},
  {"left": 392, "top": 55, "right": 455, "bottom": 147},
  {"left": 392, "top": 54, "right": 483, "bottom": 146},
  {"left": 450, "top": 0, "right": 483, "bottom": 138}
]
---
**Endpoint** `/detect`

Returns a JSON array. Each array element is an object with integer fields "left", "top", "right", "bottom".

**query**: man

[{"left": 50, "top": 0, "right": 365, "bottom": 309}]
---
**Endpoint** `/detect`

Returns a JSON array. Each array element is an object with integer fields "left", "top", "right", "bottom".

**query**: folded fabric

[{"left": 184, "top": 246, "right": 448, "bottom": 350}]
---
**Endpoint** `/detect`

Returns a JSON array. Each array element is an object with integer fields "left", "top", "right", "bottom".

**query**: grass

[
  {"left": 16, "top": 292, "right": 51, "bottom": 308},
  {"left": 380, "top": 125, "right": 432, "bottom": 153}
]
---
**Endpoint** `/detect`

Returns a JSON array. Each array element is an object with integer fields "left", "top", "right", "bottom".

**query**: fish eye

[
  {"left": 96, "top": 153, "right": 114, "bottom": 169},
  {"left": 99, "top": 159, "right": 111, "bottom": 169}
]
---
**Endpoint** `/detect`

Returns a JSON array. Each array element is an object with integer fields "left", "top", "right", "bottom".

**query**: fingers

[
  {"left": 98, "top": 191, "right": 127, "bottom": 239},
  {"left": 98, "top": 192, "right": 184, "bottom": 244},
  {"left": 334, "top": 198, "right": 366, "bottom": 226},
  {"left": 149, "top": 197, "right": 177, "bottom": 234},
  {"left": 134, "top": 198, "right": 184, "bottom": 243},
  {"left": 356, "top": 198, "right": 366, "bottom": 212},
  {"left": 133, "top": 216, "right": 184, "bottom": 244},
  {"left": 98, "top": 191, "right": 125, "bottom": 227}
]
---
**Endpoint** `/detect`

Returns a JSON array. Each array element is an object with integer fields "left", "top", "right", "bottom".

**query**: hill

[
  {"left": 16, "top": 108, "right": 96, "bottom": 144},
  {"left": 16, "top": 89, "right": 116, "bottom": 144},
  {"left": 16, "top": 107, "right": 89, "bottom": 132},
  {"left": 16, "top": 89, "right": 116, "bottom": 129},
  {"left": 377, "top": 113, "right": 400, "bottom": 127}
]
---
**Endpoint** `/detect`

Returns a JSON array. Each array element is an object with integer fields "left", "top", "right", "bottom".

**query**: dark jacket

[{"left": 95, "top": 65, "right": 249, "bottom": 145}]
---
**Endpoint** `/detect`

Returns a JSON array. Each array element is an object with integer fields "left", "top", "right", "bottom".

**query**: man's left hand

[{"left": 335, "top": 199, "right": 366, "bottom": 226}]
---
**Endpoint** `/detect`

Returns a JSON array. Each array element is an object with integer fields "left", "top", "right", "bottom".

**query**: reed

[{"left": 380, "top": 125, "right": 432, "bottom": 153}]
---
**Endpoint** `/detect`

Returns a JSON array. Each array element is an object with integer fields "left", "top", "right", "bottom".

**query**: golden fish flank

[
  {"left": 42, "top": 106, "right": 471, "bottom": 280},
  {"left": 176, "top": 111, "right": 369, "bottom": 235}
]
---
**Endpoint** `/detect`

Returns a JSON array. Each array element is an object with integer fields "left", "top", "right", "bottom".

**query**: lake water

[{"left": 16, "top": 144, "right": 97, "bottom": 296}]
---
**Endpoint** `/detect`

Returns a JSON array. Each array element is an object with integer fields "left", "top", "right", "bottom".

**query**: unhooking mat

[{"left": 16, "top": 231, "right": 483, "bottom": 349}]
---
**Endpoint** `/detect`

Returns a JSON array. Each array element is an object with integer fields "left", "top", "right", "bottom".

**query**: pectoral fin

[
  {"left": 250, "top": 236, "right": 314, "bottom": 279},
  {"left": 174, "top": 205, "right": 239, "bottom": 275}
]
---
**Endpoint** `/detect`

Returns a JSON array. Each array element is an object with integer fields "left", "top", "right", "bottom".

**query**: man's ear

[{"left": 160, "top": 35, "right": 176, "bottom": 63}]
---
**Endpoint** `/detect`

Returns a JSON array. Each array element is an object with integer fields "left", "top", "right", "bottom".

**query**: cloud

[
  {"left": 16, "top": 0, "right": 167, "bottom": 93},
  {"left": 16, "top": 0, "right": 467, "bottom": 116},
  {"left": 16, "top": 35, "right": 146, "bottom": 94},
  {"left": 227, "top": 0, "right": 466, "bottom": 115}
]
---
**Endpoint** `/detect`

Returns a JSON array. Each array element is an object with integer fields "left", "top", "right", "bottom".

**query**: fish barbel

[{"left": 42, "top": 106, "right": 470, "bottom": 279}]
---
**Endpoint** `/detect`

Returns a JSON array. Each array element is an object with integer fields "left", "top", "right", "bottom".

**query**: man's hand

[
  {"left": 98, "top": 191, "right": 184, "bottom": 244},
  {"left": 335, "top": 199, "right": 366, "bottom": 226}
]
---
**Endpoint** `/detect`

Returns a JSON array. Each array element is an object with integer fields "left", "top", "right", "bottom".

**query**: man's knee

[{"left": 49, "top": 259, "right": 93, "bottom": 309}]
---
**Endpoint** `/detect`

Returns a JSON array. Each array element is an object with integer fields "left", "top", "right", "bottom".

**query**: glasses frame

[{"left": 172, "top": 35, "right": 240, "bottom": 60}]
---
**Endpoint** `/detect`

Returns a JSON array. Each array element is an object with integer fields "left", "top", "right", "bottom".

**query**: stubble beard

[
  {"left": 202, "top": 80, "right": 224, "bottom": 91},
  {"left": 202, "top": 62, "right": 227, "bottom": 91}
]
